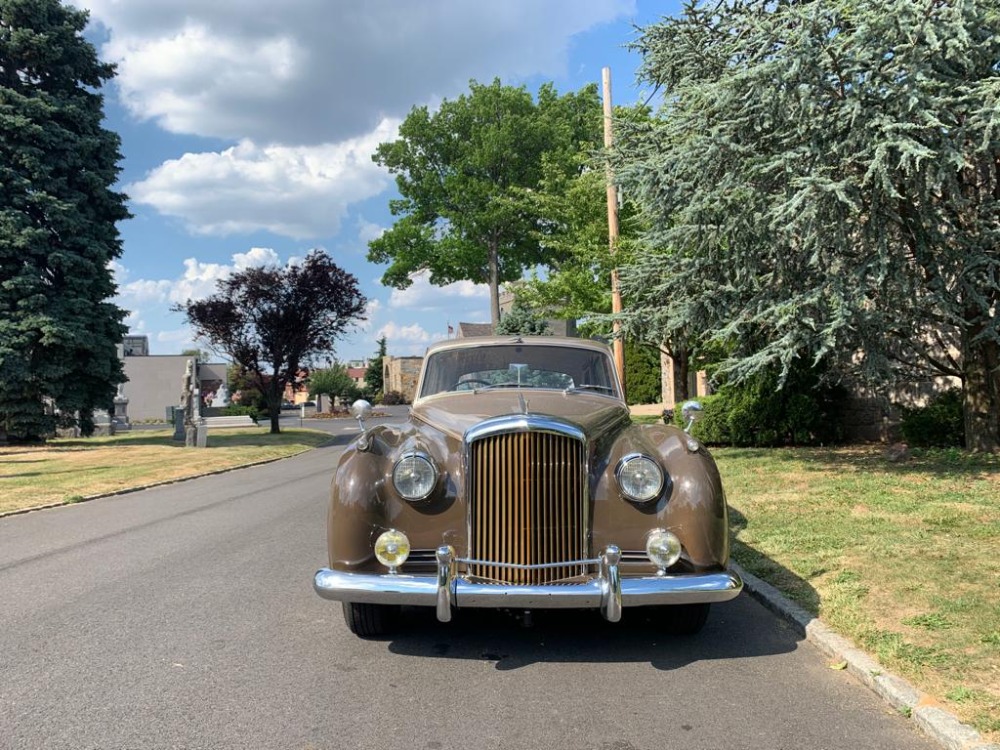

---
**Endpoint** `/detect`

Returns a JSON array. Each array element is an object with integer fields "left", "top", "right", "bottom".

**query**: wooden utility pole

[{"left": 603, "top": 66, "right": 626, "bottom": 392}]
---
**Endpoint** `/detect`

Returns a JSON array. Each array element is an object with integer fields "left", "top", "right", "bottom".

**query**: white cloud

[
  {"left": 375, "top": 321, "right": 448, "bottom": 356},
  {"left": 233, "top": 247, "right": 281, "bottom": 270},
  {"left": 127, "top": 122, "right": 397, "bottom": 239},
  {"left": 122, "top": 310, "right": 146, "bottom": 332},
  {"left": 388, "top": 272, "right": 489, "bottom": 312},
  {"left": 155, "top": 328, "right": 196, "bottom": 345},
  {"left": 115, "top": 248, "right": 285, "bottom": 307},
  {"left": 377, "top": 322, "right": 434, "bottom": 344},
  {"left": 357, "top": 218, "right": 385, "bottom": 244},
  {"left": 354, "top": 299, "right": 383, "bottom": 333},
  {"left": 81, "top": 0, "right": 635, "bottom": 145}
]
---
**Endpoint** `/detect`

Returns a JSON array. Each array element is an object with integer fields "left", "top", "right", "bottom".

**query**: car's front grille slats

[{"left": 469, "top": 430, "right": 586, "bottom": 584}]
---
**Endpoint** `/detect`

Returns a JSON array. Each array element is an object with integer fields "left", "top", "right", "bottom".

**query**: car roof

[{"left": 423, "top": 335, "right": 613, "bottom": 356}]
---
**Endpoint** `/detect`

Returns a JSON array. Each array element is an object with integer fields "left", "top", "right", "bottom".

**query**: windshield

[{"left": 419, "top": 344, "right": 620, "bottom": 399}]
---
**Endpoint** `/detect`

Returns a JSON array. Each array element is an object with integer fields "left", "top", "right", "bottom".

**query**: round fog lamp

[
  {"left": 374, "top": 529, "right": 410, "bottom": 571},
  {"left": 646, "top": 530, "right": 682, "bottom": 572}
]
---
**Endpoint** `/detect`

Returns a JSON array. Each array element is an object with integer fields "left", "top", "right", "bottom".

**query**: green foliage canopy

[
  {"left": 0, "top": 0, "right": 130, "bottom": 441},
  {"left": 309, "top": 364, "right": 359, "bottom": 410},
  {"left": 618, "top": 0, "right": 1000, "bottom": 451},
  {"left": 513, "top": 105, "right": 650, "bottom": 338},
  {"left": 369, "top": 79, "right": 602, "bottom": 327}
]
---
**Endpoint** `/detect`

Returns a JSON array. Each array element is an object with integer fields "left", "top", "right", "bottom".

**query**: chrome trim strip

[
  {"left": 463, "top": 414, "right": 586, "bottom": 444},
  {"left": 457, "top": 557, "right": 600, "bottom": 571},
  {"left": 314, "top": 567, "right": 744, "bottom": 617}
]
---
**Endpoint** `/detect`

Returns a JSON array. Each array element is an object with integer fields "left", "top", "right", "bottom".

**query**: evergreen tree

[
  {"left": 624, "top": 341, "right": 661, "bottom": 405},
  {"left": 619, "top": 0, "right": 1000, "bottom": 451},
  {"left": 363, "top": 335, "right": 386, "bottom": 398},
  {"left": 0, "top": 0, "right": 129, "bottom": 441},
  {"left": 495, "top": 298, "right": 551, "bottom": 336}
]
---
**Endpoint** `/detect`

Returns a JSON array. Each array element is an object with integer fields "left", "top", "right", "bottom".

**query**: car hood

[{"left": 411, "top": 390, "right": 631, "bottom": 441}]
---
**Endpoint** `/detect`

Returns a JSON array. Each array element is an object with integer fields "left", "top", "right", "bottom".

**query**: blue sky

[{"left": 73, "top": 0, "right": 681, "bottom": 363}]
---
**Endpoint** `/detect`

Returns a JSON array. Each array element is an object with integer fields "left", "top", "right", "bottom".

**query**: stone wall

[{"left": 383, "top": 356, "right": 423, "bottom": 403}]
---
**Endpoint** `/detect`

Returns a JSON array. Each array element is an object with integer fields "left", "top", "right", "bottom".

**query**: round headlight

[
  {"left": 646, "top": 529, "right": 682, "bottom": 571},
  {"left": 392, "top": 453, "right": 437, "bottom": 501},
  {"left": 374, "top": 529, "right": 410, "bottom": 570},
  {"left": 615, "top": 454, "right": 665, "bottom": 503}
]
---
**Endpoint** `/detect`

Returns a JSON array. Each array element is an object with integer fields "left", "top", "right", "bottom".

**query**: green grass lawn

[
  {"left": 714, "top": 446, "right": 1000, "bottom": 739},
  {"left": 0, "top": 428, "right": 332, "bottom": 515}
]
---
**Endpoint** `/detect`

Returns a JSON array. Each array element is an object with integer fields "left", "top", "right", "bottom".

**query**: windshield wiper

[{"left": 566, "top": 384, "right": 614, "bottom": 394}]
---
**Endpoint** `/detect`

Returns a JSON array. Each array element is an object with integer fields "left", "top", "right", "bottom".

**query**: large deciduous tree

[
  {"left": 618, "top": 0, "right": 1000, "bottom": 451},
  {"left": 0, "top": 0, "right": 130, "bottom": 442},
  {"left": 176, "top": 251, "right": 366, "bottom": 434},
  {"left": 368, "top": 79, "right": 601, "bottom": 328}
]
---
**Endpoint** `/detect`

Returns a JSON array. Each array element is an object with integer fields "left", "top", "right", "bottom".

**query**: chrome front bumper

[{"left": 313, "top": 545, "right": 743, "bottom": 623}]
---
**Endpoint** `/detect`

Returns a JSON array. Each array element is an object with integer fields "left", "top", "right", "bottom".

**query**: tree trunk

[
  {"left": 268, "top": 384, "right": 282, "bottom": 434},
  {"left": 674, "top": 347, "right": 691, "bottom": 402},
  {"left": 488, "top": 239, "right": 501, "bottom": 331},
  {"left": 962, "top": 320, "right": 999, "bottom": 452}
]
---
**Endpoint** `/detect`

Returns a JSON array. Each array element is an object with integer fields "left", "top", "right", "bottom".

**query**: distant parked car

[{"left": 313, "top": 336, "right": 742, "bottom": 637}]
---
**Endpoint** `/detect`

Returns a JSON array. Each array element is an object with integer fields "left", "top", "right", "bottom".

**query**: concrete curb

[{"left": 732, "top": 562, "right": 999, "bottom": 750}]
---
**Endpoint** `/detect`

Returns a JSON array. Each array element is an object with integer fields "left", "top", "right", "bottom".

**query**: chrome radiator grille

[{"left": 468, "top": 430, "right": 586, "bottom": 584}]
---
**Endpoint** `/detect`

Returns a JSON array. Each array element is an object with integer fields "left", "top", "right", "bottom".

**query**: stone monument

[
  {"left": 210, "top": 383, "right": 229, "bottom": 408},
  {"left": 112, "top": 381, "right": 131, "bottom": 431}
]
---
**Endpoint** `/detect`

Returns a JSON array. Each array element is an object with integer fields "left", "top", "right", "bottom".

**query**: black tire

[
  {"left": 661, "top": 603, "right": 710, "bottom": 635},
  {"left": 341, "top": 602, "right": 401, "bottom": 638}
]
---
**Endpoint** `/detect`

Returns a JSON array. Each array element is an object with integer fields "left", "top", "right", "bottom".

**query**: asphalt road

[{"left": 0, "top": 435, "right": 937, "bottom": 750}]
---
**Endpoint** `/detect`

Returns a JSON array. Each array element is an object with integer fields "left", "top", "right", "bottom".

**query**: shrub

[
  {"left": 899, "top": 389, "right": 964, "bottom": 448},
  {"left": 221, "top": 404, "right": 260, "bottom": 423},
  {"left": 625, "top": 342, "right": 662, "bottom": 405},
  {"left": 675, "top": 361, "right": 846, "bottom": 447},
  {"left": 382, "top": 390, "right": 409, "bottom": 406}
]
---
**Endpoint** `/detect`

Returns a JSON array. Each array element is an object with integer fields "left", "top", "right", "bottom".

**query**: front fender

[
  {"left": 591, "top": 423, "right": 729, "bottom": 569},
  {"left": 327, "top": 424, "right": 465, "bottom": 572}
]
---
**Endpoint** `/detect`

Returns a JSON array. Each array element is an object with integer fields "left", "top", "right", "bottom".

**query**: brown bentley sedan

[{"left": 313, "top": 336, "right": 742, "bottom": 637}]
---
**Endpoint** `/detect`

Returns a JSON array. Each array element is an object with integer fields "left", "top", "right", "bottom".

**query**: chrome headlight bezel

[
  {"left": 391, "top": 451, "right": 438, "bottom": 501},
  {"left": 615, "top": 453, "right": 665, "bottom": 503}
]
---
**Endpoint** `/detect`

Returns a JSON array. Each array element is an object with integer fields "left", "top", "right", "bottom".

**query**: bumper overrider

[{"left": 313, "top": 545, "right": 742, "bottom": 623}]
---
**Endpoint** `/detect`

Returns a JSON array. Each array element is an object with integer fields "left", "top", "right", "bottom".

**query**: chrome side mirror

[
  {"left": 681, "top": 400, "right": 703, "bottom": 434},
  {"left": 351, "top": 399, "right": 373, "bottom": 429},
  {"left": 351, "top": 399, "right": 373, "bottom": 450}
]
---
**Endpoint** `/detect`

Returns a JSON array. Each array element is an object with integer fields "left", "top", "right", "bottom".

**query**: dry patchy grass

[
  {"left": 0, "top": 428, "right": 331, "bottom": 515},
  {"left": 716, "top": 446, "right": 1000, "bottom": 739}
]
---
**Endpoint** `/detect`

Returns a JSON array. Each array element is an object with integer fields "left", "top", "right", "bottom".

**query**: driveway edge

[{"left": 732, "top": 562, "right": 999, "bottom": 750}]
